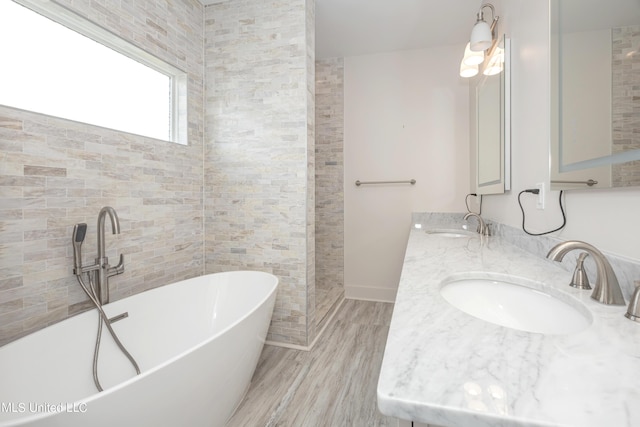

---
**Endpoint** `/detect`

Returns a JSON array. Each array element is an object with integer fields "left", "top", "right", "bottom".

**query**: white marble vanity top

[{"left": 377, "top": 220, "right": 640, "bottom": 427}]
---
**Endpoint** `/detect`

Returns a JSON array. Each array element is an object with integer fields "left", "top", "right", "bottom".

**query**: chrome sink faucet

[
  {"left": 625, "top": 284, "right": 640, "bottom": 322},
  {"left": 464, "top": 212, "right": 489, "bottom": 236},
  {"left": 546, "top": 240, "right": 625, "bottom": 306},
  {"left": 96, "top": 206, "right": 125, "bottom": 304}
]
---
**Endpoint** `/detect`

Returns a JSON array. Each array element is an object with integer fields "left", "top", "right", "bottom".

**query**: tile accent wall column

[
  {"left": 0, "top": 0, "right": 205, "bottom": 346},
  {"left": 315, "top": 58, "right": 344, "bottom": 294},
  {"left": 204, "top": 0, "right": 316, "bottom": 347},
  {"left": 305, "top": 1, "right": 317, "bottom": 343},
  {"left": 612, "top": 25, "right": 640, "bottom": 187}
]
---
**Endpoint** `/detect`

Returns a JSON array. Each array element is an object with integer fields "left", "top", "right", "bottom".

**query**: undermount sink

[
  {"left": 440, "top": 275, "right": 592, "bottom": 334},
  {"left": 425, "top": 228, "right": 477, "bottom": 238}
]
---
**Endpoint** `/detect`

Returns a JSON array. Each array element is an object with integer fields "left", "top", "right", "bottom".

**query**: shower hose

[{"left": 76, "top": 273, "right": 141, "bottom": 392}]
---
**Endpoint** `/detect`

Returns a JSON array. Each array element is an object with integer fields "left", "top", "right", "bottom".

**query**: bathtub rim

[{"left": 0, "top": 270, "right": 278, "bottom": 427}]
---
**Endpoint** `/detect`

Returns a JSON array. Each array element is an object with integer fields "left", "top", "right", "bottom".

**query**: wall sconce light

[
  {"left": 459, "top": 3, "right": 501, "bottom": 78},
  {"left": 470, "top": 4, "right": 498, "bottom": 51}
]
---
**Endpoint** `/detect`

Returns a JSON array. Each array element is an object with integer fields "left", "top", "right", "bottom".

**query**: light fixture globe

[
  {"left": 459, "top": 61, "right": 479, "bottom": 78},
  {"left": 470, "top": 20, "right": 492, "bottom": 51},
  {"left": 462, "top": 42, "right": 484, "bottom": 66},
  {"left": 483, "top": 46, "right": 504, "bottom": 76}
]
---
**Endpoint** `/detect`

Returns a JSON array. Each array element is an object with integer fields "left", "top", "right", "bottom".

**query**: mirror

[
  {"left": 550, "top": 0, "right": 640, "bottom": 190},
  {"left": 474, "top": 36, "right": 511, "bottom": 195}
]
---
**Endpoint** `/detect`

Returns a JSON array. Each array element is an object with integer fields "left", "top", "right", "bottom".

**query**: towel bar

[{"left": 355, "top": 179, "right": 416, "bottom": 186}]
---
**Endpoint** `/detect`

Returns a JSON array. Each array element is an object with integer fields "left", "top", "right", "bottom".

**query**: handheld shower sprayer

[{"left": 72, "top": 223, "right": 87, "bottom": 275}]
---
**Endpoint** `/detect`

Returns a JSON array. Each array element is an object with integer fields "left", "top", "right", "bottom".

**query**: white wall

[
  {"left": 343, "top": 0, "right": 640, "bottom": 304},
  {"left": 482, "top": 0, "right": 640, "bottom": 261},
  {"left": 344, "top": 46, "right": 470, "bottom": 301}
]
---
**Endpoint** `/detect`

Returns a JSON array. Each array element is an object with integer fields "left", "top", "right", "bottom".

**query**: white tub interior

[{"left": 0, "top": 271, "right": 278, "bottom": 427}]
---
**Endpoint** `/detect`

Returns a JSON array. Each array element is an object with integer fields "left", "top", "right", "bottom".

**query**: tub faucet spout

[
  {"left": 96, "top": 206, "right": 125, "bottom": 305},
  {"left": 546, "top": 240, "right": 625, "bottom": 305}
]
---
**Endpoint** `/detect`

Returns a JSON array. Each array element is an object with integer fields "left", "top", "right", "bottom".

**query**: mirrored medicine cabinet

[
  {"left": 472, "top": 35, "right": 511, "bottom": 195},
  {"left": 550, "top": 0, "right": 640, "bottom": 190}
]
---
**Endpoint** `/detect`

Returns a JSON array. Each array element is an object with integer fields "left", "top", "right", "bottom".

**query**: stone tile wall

[
  {"left": 204, "top": 0, "right": 316, "bottom": 347},
  {"left": 315, "top": 58, "right": 344, "bottom": 294},
  {"left": 1, "top": 0, "right": 318, "bottom": 348},
  {"left": 305, "top": 2, "right": 317, "bottom": 343},
  {"left": 0, "top": 0, "right": 204, "bottom": 346},
  {"left": 612, "top": 25, "right": 640, "bottom": 187}
]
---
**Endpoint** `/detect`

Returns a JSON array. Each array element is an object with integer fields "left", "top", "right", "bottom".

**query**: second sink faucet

[
  {"left": 546, "top": 240, "right": 625, "bottom": 306},
  {"left": 464, "top": 212, "right": 489, "bottom": 236}
]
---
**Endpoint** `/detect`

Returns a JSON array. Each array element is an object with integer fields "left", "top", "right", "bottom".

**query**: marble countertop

[{"left": 377, "top": 219, "right": 640, "bottom": 427}]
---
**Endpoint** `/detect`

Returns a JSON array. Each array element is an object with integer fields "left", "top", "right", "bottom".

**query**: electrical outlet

[{"left": 536, "top": 182, "right": 545, "bottom": 209}]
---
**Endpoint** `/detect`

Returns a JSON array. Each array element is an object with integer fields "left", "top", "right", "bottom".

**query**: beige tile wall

[
  {"left": 204, "top": 0, "right": 316, "bottom": 347},
  {"left": 1, "top": 0, "right": 319, "bottom": 348},
  {"left": 315, "top": 58, "right": 344, "bottom": 293},
  {"left": 0, "top": 0, "right": 205, "bottom": 346},
  {"left": 612, "top": 25, "right": 640, "bottom": 187},
  {"left": 305, "top": 0, "right": 317, "bottom": 343}
]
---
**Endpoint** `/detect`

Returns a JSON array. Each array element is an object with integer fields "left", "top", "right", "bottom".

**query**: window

[{"left": 0, "top": 0, "right": 187, "bottom": 144}]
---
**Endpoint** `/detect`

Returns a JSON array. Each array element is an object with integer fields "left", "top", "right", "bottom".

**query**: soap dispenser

[
  {"left": 625, "top": 282, "right": 640, "bottom": 322},
  {"left": 570, "top": 252, "right": 591, "bottom": 290}
]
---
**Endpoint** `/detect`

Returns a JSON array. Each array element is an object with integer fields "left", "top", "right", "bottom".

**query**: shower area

[{"left": 314, "top": 57, "right": 345, "bottom": 331}]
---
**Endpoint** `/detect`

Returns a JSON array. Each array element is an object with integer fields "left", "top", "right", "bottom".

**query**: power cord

[
  {"left": 517, "top": 189, "right": 566, "bottom": 236},
  {"left": 465, "top": 193, "right": 482, "bottom": 215}
]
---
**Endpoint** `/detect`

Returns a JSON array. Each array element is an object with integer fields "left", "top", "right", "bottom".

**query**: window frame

[{"left": 9, "top": 0, "right": 188, "bottom": 145}]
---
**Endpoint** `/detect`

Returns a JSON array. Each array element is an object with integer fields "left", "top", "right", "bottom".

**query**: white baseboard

[{"left": 344, "top": 285, "right": 397, "bottom": 303}]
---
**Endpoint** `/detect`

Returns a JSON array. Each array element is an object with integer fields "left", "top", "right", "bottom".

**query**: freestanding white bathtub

[{"left": 0, "top": 271, "right": 278, "bottom": 427}]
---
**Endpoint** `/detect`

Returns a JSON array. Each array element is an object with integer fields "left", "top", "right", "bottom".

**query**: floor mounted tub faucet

[{"left": 96, "top": 206, "right": 125, "bottom": 304}]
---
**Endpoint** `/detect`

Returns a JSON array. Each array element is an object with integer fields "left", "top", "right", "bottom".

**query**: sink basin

[
  {"left": 440, "top": 276, "right": 591, "bottom": 334},
  {"left": 425, "top": 228, "right": 477, "bottom": 238}
]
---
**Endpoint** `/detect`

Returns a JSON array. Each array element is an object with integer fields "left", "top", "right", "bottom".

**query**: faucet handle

[
  {"left": 570, "top": 252, "right": 591, "bottom": 290},
  {"left": 108, "top": 253, "right": 125, "bottom": 276},
  {"left": 625, "top": 282, "right": 640, "bottom": 322}
]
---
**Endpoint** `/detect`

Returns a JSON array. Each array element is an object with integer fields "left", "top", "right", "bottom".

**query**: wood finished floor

[{"left": 226, "top": 299, "right": 396, "bottom": 427}]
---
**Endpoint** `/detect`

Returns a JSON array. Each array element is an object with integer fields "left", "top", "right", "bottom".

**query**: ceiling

[
  {"left": 315, "top": 0, "right": 482, "bottom": 58},
  {"left": 202, "top": 0, "right": 484, "bottom": 59}
]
